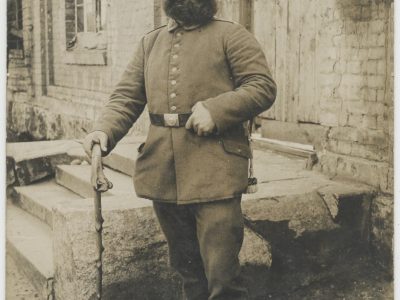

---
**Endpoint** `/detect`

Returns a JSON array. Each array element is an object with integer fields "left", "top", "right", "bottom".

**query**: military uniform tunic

[{"left": 93, "top": 18, "right": 277, "bottom": 204}]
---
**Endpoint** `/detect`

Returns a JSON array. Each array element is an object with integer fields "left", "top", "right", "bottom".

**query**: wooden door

[{"left": 253, "top": 0, "right": 320, "bottom": 124}]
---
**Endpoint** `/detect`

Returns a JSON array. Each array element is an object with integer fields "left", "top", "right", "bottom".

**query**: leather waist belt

[{"left": 149, "top": 113, "right": 192, "bottom": 127}]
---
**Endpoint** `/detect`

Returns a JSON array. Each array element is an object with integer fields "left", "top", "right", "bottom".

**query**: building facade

[{"left": 6, "top": 0, "right": 394, "bottom": 264}]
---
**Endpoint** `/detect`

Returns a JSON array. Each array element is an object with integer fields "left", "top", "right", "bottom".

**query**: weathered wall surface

[
  {"left": 370, "top": 194, "right": 393, "bottom": 271},
  {"left": 255, "top": 0, "right": 393, "bottom": 194},
  {"left": 6, "top": 0, "right": 393, "bottom": 268},
  {"left": 315, "top": 0, "right": 394, "bottom": 194},
  {"left": 253, "top": 0, "right": 394, "bottom": 268},
  {"left": 7, "top": 0, "right": 154, "bottom": 141}
]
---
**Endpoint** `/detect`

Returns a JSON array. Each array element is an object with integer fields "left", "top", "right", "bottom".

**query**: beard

[{"left": 163, "top": 0, "right": 217, "bottom": 26}]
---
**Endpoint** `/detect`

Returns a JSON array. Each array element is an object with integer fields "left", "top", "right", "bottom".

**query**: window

[
  {"left": 7, "top": 0, "right": 24, "bottom": 50},
  {"left": 65, "top": 0, "right": 107, "bottom": 49},
  {"left": 75, "top": 0, "right": 106, "bottom": 33}
]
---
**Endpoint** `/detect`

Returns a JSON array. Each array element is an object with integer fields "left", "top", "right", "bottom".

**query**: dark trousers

[{"left": 153, "top": 197, "right": 248, "bottom": 300}]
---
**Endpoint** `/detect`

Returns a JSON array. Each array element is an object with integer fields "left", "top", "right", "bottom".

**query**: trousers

[{"left": 153, "top": 197, "right": 248, "bottom": 300}]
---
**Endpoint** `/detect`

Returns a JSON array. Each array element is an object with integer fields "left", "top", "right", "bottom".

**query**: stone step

[
  {"left": 11, "top": 179, "right": 83, "bottom": 228},
  {"left": 6, "top": 204, "right": 54, "bottom": 299},
  {"left": 6, "top": 140, "right": 83, "bottom": 186},
  {"left": 55, "top": 164, "right": 135, "bottom": 198},
  {"left": 103, "top": 143, "right": 140, "bottom": 177},
  {"left": 51, "top": 193, "right": 271, "bottom": 299},
  {"left": 251, "top": 133, "right": 315, "bottom": 159},
  {"left": 6, "top": 138, "right": 377, "bottom": 299}
]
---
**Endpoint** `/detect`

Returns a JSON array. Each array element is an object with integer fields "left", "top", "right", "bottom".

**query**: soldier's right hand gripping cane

[{"left": 83, "top": 131, "right": 113, "bottom": 300}]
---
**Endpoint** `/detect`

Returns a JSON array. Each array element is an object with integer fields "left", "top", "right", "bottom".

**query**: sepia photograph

[{"left": 5, "top": 0, "right": 394, "bottom": 299}]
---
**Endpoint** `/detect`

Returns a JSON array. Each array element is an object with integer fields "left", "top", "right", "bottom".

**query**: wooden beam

[{"left": 239, "top": 0, "right": 253, "bottom": 31}]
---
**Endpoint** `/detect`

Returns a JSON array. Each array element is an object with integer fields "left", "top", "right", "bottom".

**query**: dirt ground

[
  {"left": 6, "top": 255, "right": 40, "bottom": 300},
  {"left": 277, "top": 257, "right": 394, "bottom": 300},
  {"left": 6, "top": 253, "right": 393, "bottom": 300}
]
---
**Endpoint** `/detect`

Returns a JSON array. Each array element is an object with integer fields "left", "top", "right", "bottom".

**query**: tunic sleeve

[
  {"left": 92, "top": 37, "right": 147, "bottom": 153},
  {"left": 202, "top": 24, "right": 277, "bottom": 134}
]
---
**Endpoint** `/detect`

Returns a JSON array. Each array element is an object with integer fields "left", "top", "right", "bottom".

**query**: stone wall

[
  {"left": 256, "top": 0, "right": 393, "bottom": 194},
  {"left": 315, "top": 0, "right": 394, "bottom": 194},
  {"left": 254, "top": 0, "right": 394, "bottom": 269},
  {"left": 7, "top": 0, "right": 155, "bottom": 141}
]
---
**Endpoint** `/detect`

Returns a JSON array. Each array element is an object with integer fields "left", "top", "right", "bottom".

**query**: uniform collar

[{"left": 167, "top": 18, "right": 202, "bottom": 32}]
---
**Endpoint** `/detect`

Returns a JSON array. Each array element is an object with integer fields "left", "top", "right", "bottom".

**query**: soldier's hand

[
  {"left": 185, "top": 102, "right": 216, "bottom": 136},
  {"left": 83, "top": 130, "right": 108, "bottom": 158}
]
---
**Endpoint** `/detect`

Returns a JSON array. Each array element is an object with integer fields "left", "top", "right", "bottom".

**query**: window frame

[{"left": 64, "top": 0, "right": 108, "bottom": 65}]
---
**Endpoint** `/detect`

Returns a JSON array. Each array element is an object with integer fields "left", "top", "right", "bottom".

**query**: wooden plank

[
  {"left": 239, "top": 0, "right": 253, "bottom": 30},
  {"left": 297, "top": 0, "right": 320, "bottom": 123},
  {"left": 216, "top": 0, "right": 241, "bottom": 22},
  {"left": 254, "top": 0, "right": 277, "bottom": 120},
  {"left": 285, "top": 0, "right": 301, "bottom": 123},
  {"left": 274, "top": 0, "right": 288, "bottom": 121}
]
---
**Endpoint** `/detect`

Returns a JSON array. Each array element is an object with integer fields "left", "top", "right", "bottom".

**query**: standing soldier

[{"left": 83, "top": 0, "right": 276, "bottom": 299}]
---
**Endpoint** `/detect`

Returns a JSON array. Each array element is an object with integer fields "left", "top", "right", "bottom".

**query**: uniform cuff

[{"left": 202, "top": 99, "right": 229, "bottom": 134}]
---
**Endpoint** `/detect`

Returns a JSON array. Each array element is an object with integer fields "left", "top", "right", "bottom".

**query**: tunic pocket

[{"left": 221, "top": 139, "right": 252, "bottom": 159}]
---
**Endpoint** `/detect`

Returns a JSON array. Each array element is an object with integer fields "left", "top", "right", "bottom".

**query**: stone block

[
  {"left": 347, "top": 61, "right": 362, "bottom": 74},
  {"left": 103, "top": 143, "right": 140, "bottom": 177},
  {"left": 320, "top": 112, "right": 339, "bottom": 126},
  {"left": 361, "top": 114, "right": 378, "bottom": 129},
  {"left": 7, "top": 205, "right": 54, "bottom": 299},
  {"left": 328, "top": 127, "right": 386, "bottom": 145},
  {"left": 6, "top": 140, "right": 81, "bottom": 186},
  {"left": 11, "top": 180, "right": 82, "bottom": 228},
  {"left": 367, "top": 74, "right": 386, "bottom": 89},
  {"left": 342, "top": 74, "right": 364, "bottom": 88},
  {"left": 366, "top": 60, "right": 377, "bottom": 75},
  {"left": 318, "top": 151, "right": 390, "bottom": 190},
  {"left": 55, "top": 164, "right": 135, "bottom": 198},
  {"left": 242, "top": 192, "right": 338, "bottom": 240},
  {"left": 319, "top": 74, "right": 341, "bottom": 87},
  {"left": 337, "top": 140, "right": 352, "bottom": 155},
  {"left": 53, "top": 194, "right": 273, "bottom": 300},
  {"left": 370, "top": 194, "right": 393, "bottom": 272},
  {"left": 333, "top": 59, "right": 346, "bottom": 74},
  {"left": 368, "top": 19, "right": 385, "bottom": 34},
  {"left": 366, "top": 88, "right": 377, "bottom": 102},
  {"left": 368, "top": 47, "right": 386, "bottom": 60},
  {"left": 377, "top": 59, "right": 386, "bottom": 75},
  {"left": 260, "top": 120, "right": 329, "bottom": 151},
  {"left": 241, "top": 183, "right": 372, "bottom": 275},
  {"left": 347, "top": 113, "right": 363, "bottom": 127},
  {"left": 350, "top": 143, "right": 386, "bottom": 161},
  {"left": 376, "top": 89, "right": 385, "bottom": 102},
  {"left": 52, "top": 196, "right": 180, "bottom": 300}
]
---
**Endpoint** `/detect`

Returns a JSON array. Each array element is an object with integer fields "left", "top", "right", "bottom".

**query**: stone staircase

[{"left": 6, "top": 137, "right": 375, "bottom": 300}]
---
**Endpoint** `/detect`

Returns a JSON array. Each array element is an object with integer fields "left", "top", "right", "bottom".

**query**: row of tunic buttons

[{"left": 169, "top": 31, "right": 183, "bottom": 112}]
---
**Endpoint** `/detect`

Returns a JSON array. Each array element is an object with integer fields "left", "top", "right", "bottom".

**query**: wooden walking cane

[{"left": 90, "top": 144, "right": 113, "bottom": 300}]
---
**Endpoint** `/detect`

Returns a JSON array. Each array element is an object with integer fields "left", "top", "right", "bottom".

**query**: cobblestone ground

[{"left": 6, "top": 253, "right": 393, "bottom": 300}]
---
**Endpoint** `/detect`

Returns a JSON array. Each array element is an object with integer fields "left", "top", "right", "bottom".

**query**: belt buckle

[{"left": 163, "top": 114, "right": 180, "bottom": 127}]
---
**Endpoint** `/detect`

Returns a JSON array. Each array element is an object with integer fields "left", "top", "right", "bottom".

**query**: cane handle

[{"left": 91, "top": 144, "right": 113, "bottom": 192}]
